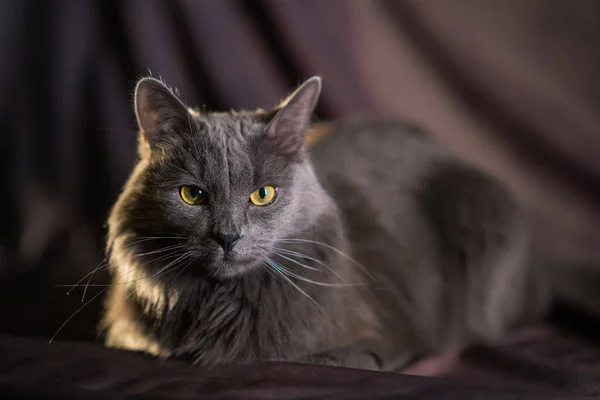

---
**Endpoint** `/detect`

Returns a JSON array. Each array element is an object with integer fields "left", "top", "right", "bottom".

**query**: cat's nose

[{"left": 215, "top": 232, "right": 242, "bottom": 253}]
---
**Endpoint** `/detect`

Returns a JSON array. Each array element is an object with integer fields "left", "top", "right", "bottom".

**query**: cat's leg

[
  {"left": 296, "top": 347, "right": 380, "bottom": 370},
  {"left": 295, "top": 338, "right": 416, "bottom": 371}
]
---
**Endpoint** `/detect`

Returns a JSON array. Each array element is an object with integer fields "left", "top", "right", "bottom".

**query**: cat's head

[{"left": 108, "top": 77, "right": 336, "bottom": 281}]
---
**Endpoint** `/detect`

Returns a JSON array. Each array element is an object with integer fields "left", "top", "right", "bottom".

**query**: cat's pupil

[
  {"left": 192, "top": 188, "right": 201, "bottom": 198},
  {"left": 259, "top": 187, "right": 267, "bottom": 199}
]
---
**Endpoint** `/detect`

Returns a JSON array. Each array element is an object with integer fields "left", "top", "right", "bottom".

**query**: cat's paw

[{"left": 296, "top": 350, "right": 382, "bottom": 371}]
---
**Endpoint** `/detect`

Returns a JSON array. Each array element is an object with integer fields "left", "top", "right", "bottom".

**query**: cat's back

[
  {"left": 309, "top": 118, "right": 516, "bottom": 236},
  {"left": 310, "top": 118, "right": 449, "bottom": 201},
  {"left": 310, "top": 118, "right": 539, "bottom": 351}
]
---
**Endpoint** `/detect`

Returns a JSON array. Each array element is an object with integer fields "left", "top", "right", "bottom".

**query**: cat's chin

[
  {"left": 209, "top": 265, "right": 259, "bottom": 281},
  {"left": 205, "top": 257, "right": 263, "bottom": 281}
]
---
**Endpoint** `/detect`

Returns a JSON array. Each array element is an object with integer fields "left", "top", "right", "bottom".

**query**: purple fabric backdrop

[{"left": 1, "top": 1, "right": 600, "bottom": 398}]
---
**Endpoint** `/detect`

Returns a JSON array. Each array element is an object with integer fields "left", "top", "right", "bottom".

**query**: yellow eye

[
  {"left": 250, "top": 185, "right": 277, "bottom": 206},
  {"left": 180, "top": 186, "right": 208, "bottom": 205}
]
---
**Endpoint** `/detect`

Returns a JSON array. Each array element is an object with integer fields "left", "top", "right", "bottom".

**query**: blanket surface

[
  {"left": 1, "top": 1, "right": 600, "bottom": 398},
  {"left": 0, "top": 328, "right": 598, "bottom": 399}
]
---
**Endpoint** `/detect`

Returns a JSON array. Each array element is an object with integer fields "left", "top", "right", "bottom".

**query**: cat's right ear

[
  {"left": 134, "top": 77, "right": 189, "bottom": 148},
  {"left": 266, "top": 76, "right": 322, "bottom": 155}
]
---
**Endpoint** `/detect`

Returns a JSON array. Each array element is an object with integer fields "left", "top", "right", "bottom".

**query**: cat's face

[{"left": 109, "top": 77, "right": 325, "bottom": 281}]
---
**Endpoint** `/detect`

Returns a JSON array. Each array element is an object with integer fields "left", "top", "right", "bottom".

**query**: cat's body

[{"left": 102, "top": 77, "right": 548, "bottom": 370}]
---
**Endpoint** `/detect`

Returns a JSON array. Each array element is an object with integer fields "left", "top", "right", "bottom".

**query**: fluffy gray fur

[{"left": 101, "top": 76, "right": 549, "bottom": 370}]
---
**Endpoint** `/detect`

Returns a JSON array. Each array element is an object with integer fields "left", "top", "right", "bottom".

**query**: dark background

[{"left": 1, "top": 0, "right": 600, "bottom": 348}]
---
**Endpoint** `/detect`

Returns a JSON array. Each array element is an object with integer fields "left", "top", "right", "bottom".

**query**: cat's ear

[
  {"left": 134, "top": 77, "right": 189, "bottom": 148},
  {"left": 266, "top": 76, "right": 322, "bottom": 154}
]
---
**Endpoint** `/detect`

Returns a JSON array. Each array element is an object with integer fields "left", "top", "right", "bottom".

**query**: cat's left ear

[
  {"left": 266, "top": 76, "right": 322, "bottom": 154},
  {"left": 134, "top": 77, "right": 189, "bottom": 149}
]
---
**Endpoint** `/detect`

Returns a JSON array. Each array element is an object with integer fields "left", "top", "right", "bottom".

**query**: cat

[{"left": 101, "top": 76, "right": 549, "bottom": 370}]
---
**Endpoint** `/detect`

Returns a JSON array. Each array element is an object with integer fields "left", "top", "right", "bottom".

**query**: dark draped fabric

[{"left": 1, "top": 0, "right": 600, "bottom": 398}]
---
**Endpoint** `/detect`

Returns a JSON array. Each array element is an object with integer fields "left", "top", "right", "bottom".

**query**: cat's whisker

[
  {"left": 49, "top": 286, "right": 110, "bottom": 344},
  {"left": 124, "top": 289, "right": 135, "bottom": 301},
  {"left": 59, "top": 262, "right": 114, "bottom": 292},
  {"left": 125, "top": 253, "right": 193, "bottom": 301},
  {"left": 117, "top": 237, "right": 188, "bottom": 254},
  {"left": 80, "top": 244, "right": 187, "bottom": 301},
  {"left": 167, "top": 256, "right": 196, "bottom": 285},
  {"left": 116, "top": 252, "right": 190, "bottom": 292},
  {"left": 95, "top": 325, "right": 107, "bottom": 342},
  {"left": 275, "top": 238, "right": 375, "bottom": 281},
  {"left": 81, "top": 266, "right": 102, "bottom": 302},
  {"left": 67, "top": 236, "right": 187, "bottom": 296},
  {"left": 68, "top": 253, "right": 116, "bottom": 295},
  {"left": 271, "top": 251, "right": 321, "bottom": 271},
  {"left": 147, "top": 253, "right": 193, "bottom": 281},
  {"left": 72, "top": 260, "right": 110, "bottom": 297},
  {"left": 263, "top": 258, "right": 325, "bottom": 315},
  {"left": 123, "top": 236, "right": 188, "bottom": 247},
  {"left": 150, "top": 257, "right": 192, "bottom": 281},
  {"left": 125, "top": 235, "right": 188, "bottom": 241},
  {"left": 133, "top": 244, "right": 188, "bottom": 258},
  {"left": 271, "top": 247, "right": 326, "bottom": 266},
  {"left": 57, "top": 251, "right": 188, "bottom": 291},
  {"left": 62, "top": 252, "right": 183, "bottom": 288},
  {"left": 268, "top": 258, "right": 367, "bottom": 288},
  {"left": 143, "top": 250, "right": 188, "bottom": 265},
  {"left": 56, "top": 284, "right": 111, "bottom": 288},
  {"left": 271, "top": 247, "right": 350, "bottom": 283},
  {"left": 116, "top": 251, "right": 186, "bottom": 287},
  {"left": 260, "top": 262, "right": 280, "bottom": 282}
]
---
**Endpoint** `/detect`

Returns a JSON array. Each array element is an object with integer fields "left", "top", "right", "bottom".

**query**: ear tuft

[
  {"left": 134, "top": 77, "right": 189, "bottom": 148},
  {"left": 266, "top": 76, "right": 322, "bottom": 155}
]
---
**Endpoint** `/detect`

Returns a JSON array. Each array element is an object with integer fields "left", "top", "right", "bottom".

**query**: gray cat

[{"left": 101, "top": 76, "right": 549, "bottom": 370}]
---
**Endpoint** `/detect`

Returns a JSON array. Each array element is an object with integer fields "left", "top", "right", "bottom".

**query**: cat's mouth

[
  {"left": 194, "top": 247, "right": 261, "bottom": 278},
  {"left": 210, "top": 257, "right": 261, "bottom": 279},
  {"left": 222, "top": 253, "right": 255, "bottom": 264}
]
